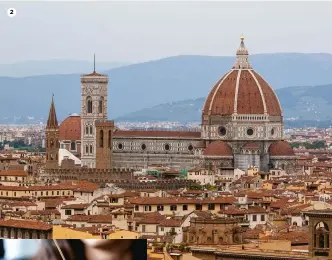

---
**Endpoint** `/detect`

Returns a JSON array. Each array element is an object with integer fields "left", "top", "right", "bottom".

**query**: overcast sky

[{"left": 0, "top": 1, "right": 331, "bottom": 64}]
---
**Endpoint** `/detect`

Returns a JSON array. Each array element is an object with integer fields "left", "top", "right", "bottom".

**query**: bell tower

[
  {"left": 95, "top": 120, "right": 114, "bottom": 169},
  {"left": 46, "top": 95, "right": 59, "bottom": 169},
  {"left": 80, "top": 55, "right": 109, "bottom": 168}
]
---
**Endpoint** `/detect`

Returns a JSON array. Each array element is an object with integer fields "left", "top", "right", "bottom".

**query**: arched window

[
  {"left": 90, "top": 126, "right": 93, "bottom": 135},
  {"left": 85, "top": 126, "right": 89, "bottom": 135},
  {"left": 85, "top": 145, "right": 89, "bottom": 154},
  {"left": 70, "top": 142, "right": 76, "bottom": 151},
  {"left": 90, "top": 145, "right": 93, "bottom": 154},
  {"left": 98, "top": 97, "right": 104, "bottom": 114},
  {"left": 108, "top": 130, "right": 112, "bottom": 148},
  {"left": 99, "top": 130, "right": 104, "bottom": 148},
  {"left": 86, "top": 96, "right": 92, "bottom": 113},
  {"left": 314, "top": 222, "right": 330, "bottom": 250},
  {"left": 50, "top": 140, "right": 54, "bottom": 148},
  {"left": 50, "top": 153, "right": 53, "bottom": 160}
]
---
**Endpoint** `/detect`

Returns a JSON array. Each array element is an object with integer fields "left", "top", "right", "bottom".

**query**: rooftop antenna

[{"left": 93, "top": 54, "right": 96, "bottom": 73}]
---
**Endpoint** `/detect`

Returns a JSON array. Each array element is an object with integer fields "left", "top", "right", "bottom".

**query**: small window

[
  {"left": 219, "top": 126, "right": 227, "bottom": 136},
  {"left": 261, "top": 214, "right": 265, "bottom": 221},
  {"left": 253, "top": 215, "right": 257, "bottom": 221},
  {"left": 118, "top": 143, "right": 123, "bottom": 150},
  {"left": 188, "top": 144, "right": 193, "bottom": 151},
  {"left": 86, "top": 96, "right": 92, "bottom": 113},
  {"left": 164, "top": 144, "right": 170, "bottom": 151},
  {"left": 98, "top": 97, "right": 104, "bottom": 114},
  {"left": 247, "top": 128, "right": 254, "bottom": 136},
  {"left": 170, "top": 205, "right": 177, "bottom": 211},
  {"left": 70, "top": 142, "right": 76, "bottom": 151},
  {"left": 99, "top": 130, "right": 104, "bottom": 148},
  {"left": 141, "top": 144, "right": 146, "bottom": 150}
]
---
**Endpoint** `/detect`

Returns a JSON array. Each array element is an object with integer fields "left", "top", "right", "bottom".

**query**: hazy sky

[{"left": 0, "top": 1, "right": 331, "bottom": 64}]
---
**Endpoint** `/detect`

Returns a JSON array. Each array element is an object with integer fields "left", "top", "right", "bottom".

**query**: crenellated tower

[
  {"left": 45, "top": 95, "right": 59, "bottom": 169},
  {"left": 95, "top": 119, "right": 114, "bottom": 169},
  {"left": 80, "top": 56, "right": 109, "bottom": 168}
]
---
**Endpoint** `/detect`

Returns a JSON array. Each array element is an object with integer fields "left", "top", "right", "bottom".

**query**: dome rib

[
  {"left": 233, "top": 69, "right": 242, "bottom": 114},
  {"left": 208, "top": 70, "right": 234, "bottom": 115},
  {"left": 248, "top": 70, "right": 267, "bottom": 114}
]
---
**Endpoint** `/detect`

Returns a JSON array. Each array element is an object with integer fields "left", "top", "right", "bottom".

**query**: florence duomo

[
  {"left": 3, "top": 1, "right": 332, "bottom": 257},
  {"left": 44, "top": 35, "right": 296, "bottom": 181}
]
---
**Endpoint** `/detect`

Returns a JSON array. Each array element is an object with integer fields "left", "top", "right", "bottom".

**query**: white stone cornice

[{"left": 233, "top": 69, "right": 242, "bottom": 114}]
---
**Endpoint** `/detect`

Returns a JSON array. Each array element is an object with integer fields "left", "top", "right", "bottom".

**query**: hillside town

[{"left": 1, "top": 37, "right": 332, "bottom": 260}]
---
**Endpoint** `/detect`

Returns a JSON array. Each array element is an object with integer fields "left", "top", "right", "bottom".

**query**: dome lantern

[{"left": 232, "top": 34, "right": 252, "bottom": 70}]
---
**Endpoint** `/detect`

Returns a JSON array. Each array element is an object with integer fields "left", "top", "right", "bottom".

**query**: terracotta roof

[
  {"left": 242, "top": 143, "right": 260, "bottom": 149},
  {"left": 114, "top": 130, "right": 200, "bottom": 138},
  {"left": 9, "top": 201, "right": 37, "bottom": 207},
  {"left": 61, "top": 203, "right": 90, "bottom": 209},
  {"left": 269, "top": 141, "right": 295, "bottom": 157},
  {"left": 66, "top": 215, "right": 92, "bottom": 222},
  {"left": 87, "top": 215, "right": 112, "bottom": 223},
  {"left": 30, "top": 210, "right": 60, "bottom": 215},
  {"left": 202, "top": 69, "right": 282, "bottom": 117},
  {"left": 82, "top": 71, "right": 107, "bottom": 77},
  {"left": 0, "top": 170, "right": 27, "bottom": 177},
  {"left": 0, "top": 219, "right": 52, "bottom": 230},
  {"left": 203, "top": 141, "right": 233, "bottom": 157},
  {"left": 261, "top": 231, "right": 308, "bottom": 244},
  {"left": 59, "top": 115, "right": 81, "bottom": 141}
]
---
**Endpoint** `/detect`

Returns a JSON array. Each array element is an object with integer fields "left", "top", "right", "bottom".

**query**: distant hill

[
  {"left": 116, "top": 84, "right": 332, "bottom": 124},
  {"left": 1, "top": 53, "right": 332, "bottom": 124},
  {"left": 0, "top": 60, "right": 129, "bottom": 77}
]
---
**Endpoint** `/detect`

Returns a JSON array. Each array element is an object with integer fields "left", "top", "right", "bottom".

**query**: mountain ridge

[{"left": 0, "top": 53, "right": 332, "bottom": 123}]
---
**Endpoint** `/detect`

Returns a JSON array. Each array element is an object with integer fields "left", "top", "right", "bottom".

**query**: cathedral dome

[
  {"left": 203, "top": 141, "right": 233, "bottom": 157},
  {"left": 269, "top": 140, "right": 295, "bottom": 157},
  {"left": 202, "top": 36, "right": 282, "bottom": 120},
  {"left": 59, "top": 114, "right": 81, "bottom": 141}
]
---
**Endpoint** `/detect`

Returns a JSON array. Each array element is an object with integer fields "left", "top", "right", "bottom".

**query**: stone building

[
  {"left": 0, "top": 219, "right": 52, "bottom": 239},
  {"left": 182, "top": 217, "right": 242, "bottom": 245},
  {"left": 306, "top": 210, "right": 332, "bottom": 259},
  {"left": 48, "top": 36, "right": 296, "bottom": 173}
]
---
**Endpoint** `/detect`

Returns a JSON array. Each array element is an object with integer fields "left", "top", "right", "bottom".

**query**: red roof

[
  {"left": 269, "top": 140, "right": 295, "bottom": 156},
  {"left": 202, "top": 70, "right": 281, "bottom": 118},
  {"left": 203, "top": 141, "right": 233, "bottom": 157},
  {"left": 59, "top": 115, "right": 81, "bottom": 141}
]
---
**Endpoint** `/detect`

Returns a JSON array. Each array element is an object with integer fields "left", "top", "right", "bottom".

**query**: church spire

[
  {"left": 47, "top": 94, "right": 58, "bottom": 128},
  {"left": 232, "top": 35, "right": 252, "bottom": 70}
]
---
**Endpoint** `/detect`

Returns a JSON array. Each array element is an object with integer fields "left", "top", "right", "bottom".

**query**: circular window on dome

[
  {"left": 188, "top": 144, "right": 193, "bottom": 151},
  {"left": 219, "top": 126, "right": 227, "bottom": 136},
  {"left": 271, "top": 128, "right": 275, "bottom": 136},
  {"left": 118, "top": 143, "right": 123, "bottom": 150},
  {"left": 246, "top": 128, "right": 254, "bottom": 136},
  {"left": 164, "top": 144, "right": 170, "bottom": 151},
  {"left": 141, "top": 143, "right": 146, "bottom": 150}
]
